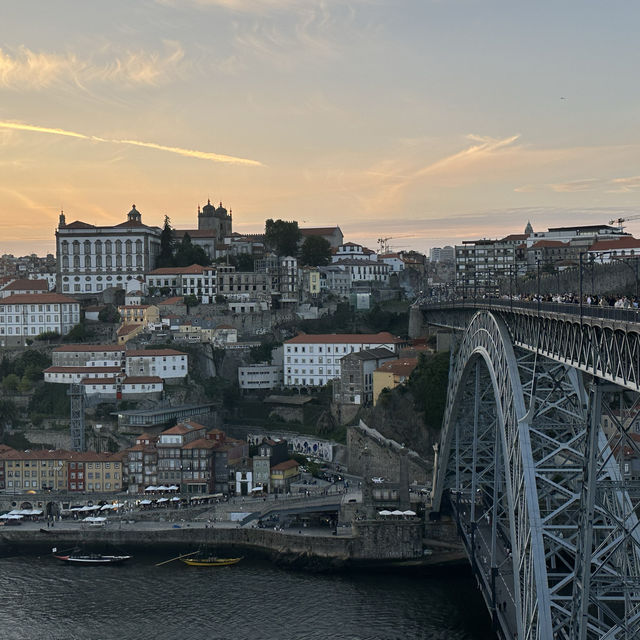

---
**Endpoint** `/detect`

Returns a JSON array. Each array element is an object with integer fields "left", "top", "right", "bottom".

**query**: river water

[{"left": 0, "top": 552, "right": 495, "bottom": 640}]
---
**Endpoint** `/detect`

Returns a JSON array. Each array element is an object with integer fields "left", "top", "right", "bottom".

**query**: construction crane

[
  {"left": 377, "top": 234, "right": 415, "bottom": 254},
  {"left": 609, "top": 214, "right": 640, "bottom": 231}
]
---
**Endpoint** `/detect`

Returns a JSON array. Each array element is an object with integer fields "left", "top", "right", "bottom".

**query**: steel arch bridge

[{"left": 425, "top": 305, "right": 640, "bottom": 640}]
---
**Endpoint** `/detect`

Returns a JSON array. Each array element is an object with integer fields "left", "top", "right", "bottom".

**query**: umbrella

[
  {"left": 250, "top": 486, "right": 264, "bottom": 492},
  {"left": 139, "top": 499, "right": 152, "bottom": 505},
  {"left": 378, "top": 510, "right": 392, "bottom": 516},
  {"left": 170, "top": 497, "right": 180, "bottom": 501},
  {"left": 403, "top": 510, "right": 417, "bottom": 516},
  {"left": 391, "top": 510, "right": 404, "bottom": 516},
  {"left": 144, "top": 486, "right": 157, "bottom": 492},
  {"left": 168, "top": 485, "right": 179, "bottom": 491},
  {"left": 156, "top": 485, "right": 170, "bottom": 491},
  {"left": 157, "top": 497, "right": 169, "bottom": 503}
]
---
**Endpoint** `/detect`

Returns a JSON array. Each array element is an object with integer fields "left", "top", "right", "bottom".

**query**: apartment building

[
  {"left": 283, "top": 332, "right": 402, "bottom": 388},
  {"left": 146, "top": 264, "right": 217, "bottom": 303}
]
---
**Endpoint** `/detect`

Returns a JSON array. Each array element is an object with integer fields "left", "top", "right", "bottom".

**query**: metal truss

[
  {"left": 69, "top": 382, "right": 85, "bottom": 452},
  {"left": 433, "top": 310, "right": 640, "bottom": 639}
]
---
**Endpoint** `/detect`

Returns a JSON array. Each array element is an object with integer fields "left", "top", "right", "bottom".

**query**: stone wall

[{"left": 347, "top": 421, "right": 430, "bottom": 484}]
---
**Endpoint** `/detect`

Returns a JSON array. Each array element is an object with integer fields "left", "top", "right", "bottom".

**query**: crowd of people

[{"left": 502, "top": 293, "right": 640, "bottom": 308}]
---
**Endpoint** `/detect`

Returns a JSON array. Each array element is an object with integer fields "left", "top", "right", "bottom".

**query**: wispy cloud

[
  {"left": 0, "top": 41, "right": 186, "bottom": 90},
  {"left": 520, "top": 174, "right": 640, "bottom": 194},
  {"left": 549, "top": 178, "right": 602, "bottom": 193},
  {"left": 0, "top": 121, "right": 264, "bottom": 166}
]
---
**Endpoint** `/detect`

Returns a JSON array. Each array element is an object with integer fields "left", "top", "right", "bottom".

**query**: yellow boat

[{"left": 181, "top": 556, "right": 243, "bottom": 567}]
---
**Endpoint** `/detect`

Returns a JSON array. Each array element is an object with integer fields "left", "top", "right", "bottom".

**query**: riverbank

[{"left": 0, "top": 518, "right": 465, "bottom": 571}]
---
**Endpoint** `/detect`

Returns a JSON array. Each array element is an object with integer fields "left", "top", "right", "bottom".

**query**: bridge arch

[{"left": 433, "top": 310, "right": 555, "bottom": 639}]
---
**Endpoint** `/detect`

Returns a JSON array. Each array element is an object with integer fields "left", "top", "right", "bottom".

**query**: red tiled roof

[
  {"left": 158, "top": 297, "right": 185, "bottom": 305},
  {"left": 117, "top": 324, "right": 140, "bottom": 336},
  {"left": 63, "top": 220, "right": 95, "bottom": 229},
  {"left": 375, "top": 358, "right": 419, "bottom": 376},
  {"left": 500, "top": 233, "right": 529, "bottom": 242},
  {"left": 1, "top": 279, "right": 48, "bottom": 291},
  {"left": 53, "top": 344, "right": 123, "bottom": 353},
  {"left": 286, "top": 332, "right": 400, "bottom": 345},
  {"left": 126, "top": 349, "right": 187, "bottom": 357},
  {"left": 271, "top": 459, "right": 299, "bottom": 472},
  {"left": 590, "top": 237, "right": 640, "bottom": 251},
  {"left": 182, "top": 437, "right": 218, "bottom": 450},
  {"left": 119, "top": 304, "right": 153, "bottom": 310},
  {"left": 148, "top": 264, "right": 210, "bottom": 275},
  {"left": 124, "top": 376, "right": 163, "bottom": 384},
  {"left": 0, "top": 293, "right": 78, "bottom": 304},
  {"left": 530, "top": 240, "right": 568, "bottom": 248}
]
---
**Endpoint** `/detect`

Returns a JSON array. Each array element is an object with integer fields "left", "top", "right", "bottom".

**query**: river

[{"left": 0, "top": 552, "right": 496, "bottom": 640}]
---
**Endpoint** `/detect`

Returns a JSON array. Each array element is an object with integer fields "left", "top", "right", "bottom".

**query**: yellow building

[
  {"left": 0, "top": 449, "right": 69, "bottom": 492},
  {"left": 373, "top": 358, "right": 419, "bottom": 406},
  {"left": 118, "top": 304, "right": 159, "bottom": 326},
  {"left": 270, "top": 459, "right": 300, "bottom": 493}
]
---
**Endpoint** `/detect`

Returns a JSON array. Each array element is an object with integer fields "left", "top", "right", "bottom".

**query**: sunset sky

[{"left": 3, "top": 1, "right": 640, "bottom": 256}]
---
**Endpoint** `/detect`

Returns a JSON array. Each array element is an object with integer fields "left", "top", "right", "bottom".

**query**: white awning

[
  {"left": 378, "top": 510, "right": 392, "bottom": 516},
  {"left": 144, "top": 486, "right": 158, "bottom": 492}
]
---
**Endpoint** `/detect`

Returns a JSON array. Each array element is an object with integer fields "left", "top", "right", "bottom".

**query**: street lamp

[{"left": 536, "top": 258, "right": 541, "bottom": 313}]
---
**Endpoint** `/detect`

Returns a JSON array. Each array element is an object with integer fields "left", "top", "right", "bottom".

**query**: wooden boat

[
  {"left": 181, "top": 555, "right": 242, "bottom": 567},
  {"left": 52, "top": 547, "right": 132, "bottom": 565}
]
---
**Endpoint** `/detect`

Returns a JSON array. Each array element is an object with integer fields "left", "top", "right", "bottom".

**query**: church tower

[{"left": 127, "top": 204, "right": 142, "bottom": 224}]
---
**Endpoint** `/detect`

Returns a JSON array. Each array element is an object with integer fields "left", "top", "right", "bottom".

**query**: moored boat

[
  {"left": 181, "top": 556, "right": 242, "bottom": 567},
  {"left": 52, "top": 547, "right": 132, "bottom": 565}
]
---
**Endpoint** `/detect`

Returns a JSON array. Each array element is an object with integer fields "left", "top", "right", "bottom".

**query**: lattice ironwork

[
  {"left": 69, "top": 382, "right": 85, "bottom": 452},
  {"left": 432, "top": 310, "right": 640, "bottom": 639}
]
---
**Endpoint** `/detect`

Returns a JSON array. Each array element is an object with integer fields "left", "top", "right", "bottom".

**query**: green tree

[
  {"left": 235, "top": 254, "right": 255, "bottom": 272},
  {"left": 98, "top": 304, "right": 121, "bottom": 323},
  {"left": 183, "top": 294, "right": 199, "bottom": 314},
  {"left": 2, "top": 373, "right": 20, "bottom": 392},
  {"left": 407, "top": 351, "right": 450, "bottom": 430},
  {"left": 265, "top": 219, "right": 301, "bottom": 257},
  {"left": 36, "top": 330, "right": 61, "bottom": 342},
  {"left": 157, "top": 215, "right": 175, "bottom": 268},
  {"left": 300, "top": 235, "right": 332, "bottom": 266},
  {"left": 64, "top": 323, "right": 89, "bottom": 342},
  {"left": 174, "top": 232, "right": 211, "bottom": 267}
]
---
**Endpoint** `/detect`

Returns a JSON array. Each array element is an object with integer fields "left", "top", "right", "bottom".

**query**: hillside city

[{"left": 1, "top": 203, "right": 640, "bottom": 502}]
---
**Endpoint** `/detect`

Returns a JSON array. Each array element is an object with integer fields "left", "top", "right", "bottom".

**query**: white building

[
  {"left": 378, "top": 253, "right": 405, "bottom": 273},
  {"left": 318, "top": 265, "right": 351, "bottom": 297},
  {"left": 332, "top": 258, "right": 390, "bottom": 283},
  {"left": 0, "top": 279, "right": 49, "bottom": 298},
  {"left": 44, "top": 365, "right": 123, "bottom": 384},
  {"left": 55, "top": 205, "right": 162, "bottom": 294},
  {"left": 51, "top": 344, "right": 125, "bottom": 367},
  {"left": 124, "top": 349, "right": 188, "bottom": 379},
  {"left": 238, "top": 363, "right": 283, "bottom": 390},
  {"left": 0, "top": 293, "right": 80, "bottom": 346},
  {"left": 331, "top": 242, "right": 376, "bottom": 262},
  {"left": 588, "top": 237, "right": 640, "bottom": 262},
  {"left": 81, "top": 375, "right": 163, "bottom": 397},
  {"left": 146, "top": 264, "right": 217, "bottom": 303},
  {"left": 283, "top": 332, "right": 402, "bottom": 388}
]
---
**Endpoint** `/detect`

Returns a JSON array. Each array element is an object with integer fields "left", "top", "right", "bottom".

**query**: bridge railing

[{"left": 420, "top": 297, "right": 640, "bottom": 324}]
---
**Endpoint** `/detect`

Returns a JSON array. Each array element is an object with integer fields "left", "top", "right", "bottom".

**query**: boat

[
  {"left": 52, "top": 547, "right": 132, "bottom": 565},
  {"left": 181, "top": 555, "right": 242, "bottom": 567}
]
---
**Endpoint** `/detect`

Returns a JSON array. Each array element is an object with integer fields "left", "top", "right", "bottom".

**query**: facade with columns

[{"left": 55, "top": 206, "right": 162, "bottom": 295}]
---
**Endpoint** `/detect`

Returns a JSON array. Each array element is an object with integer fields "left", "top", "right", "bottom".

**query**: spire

[{"left": 59, "top": 209, "right": 66, "bottom": 228}]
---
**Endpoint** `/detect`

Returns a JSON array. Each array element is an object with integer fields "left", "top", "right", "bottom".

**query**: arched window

[
  {"left": 73, "top": 255, "right": 80, "bottom": 268},
  {"left": 95, "top": 255, "right": 102, "bottom": 268},
  {"left": 61, "top": 241, "right": 69, "bottom": 255},
  {"left": 85, "top": 255, "right": 91, "bottom": 269},
  {"left": 62, "top": 256, "right": 69, "bottom": 268},
  {"left": 84, "top": 240, "right": 91, "bottom": 255},
  {"left": 106, "top": 255, "right": 112, "bottom": 268},
  {"left": 105, "top": 240, "right": 112, "bottom": 254},
  {"left": 126, "top": 254, "right": 132, "bottom": 267},
  {"left": 125, "top": 240, "right": 132, "bottom": 254},
  {"left": 95, "top": 240, "right": 102, "bottom": 254},
  {"left": 72, "top": 241, "right": 80, "bottom": 255},
  {"left": 115, "top": 240, "right": 122, "bottom": 254},
  {"left": 135, "top": 239, "right": 143, "bottom": 254},
  {"left": 136, "top": 254, "right": 142, "bottom": 267},
  {"left": 116, "top": 254, "right": 122, "bottom": 267}
]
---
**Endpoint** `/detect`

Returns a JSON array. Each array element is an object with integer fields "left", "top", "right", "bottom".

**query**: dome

[
  {"left": 201, "top": 199, "right": 215, "bottom": 215},
  {"left": 215, "top": 201, "right": 228, "bottom": 216}
]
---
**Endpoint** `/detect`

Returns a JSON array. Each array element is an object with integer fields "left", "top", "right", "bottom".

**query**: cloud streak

[
  {"left": 0, "top": 121, "right": 264, "bottom": 167},
  {"left": 0, "top": 42, "right": 185, "bottom": 90}
]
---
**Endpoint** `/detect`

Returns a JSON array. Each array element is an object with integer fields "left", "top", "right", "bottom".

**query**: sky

[{"left": 2, "top": 0, "right": 640, "bottom": 257}]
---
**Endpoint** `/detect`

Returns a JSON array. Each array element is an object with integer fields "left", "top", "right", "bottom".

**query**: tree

[
  {"left": 157, "top": 215, "right": 175, "bottom": 268},
  {"left": 174, "top": 232, "right": 211, "bottom": 267},
  {"left": 2, "top": 374, "right": 20, "bottom": 392},
  {"left": 98, "top": 304, "right": 120, "bottom": 323},
  {"left": 265, "top": 219, "right": 300, "bottom": 257},
  {"left": 235, "top": 254, "right": 255, "bottom": 272},
  {"left": 36, "top": 330, "right": 61, "bottom": 342},
  {"left": 406, "top": 351, "right": 450, "bottom": 430},
  {"left": 300, "top": 235, "right": 332, "bottom": 266},
  {"left": 183, "top": 294, "right": 199, "bottom": 314}
]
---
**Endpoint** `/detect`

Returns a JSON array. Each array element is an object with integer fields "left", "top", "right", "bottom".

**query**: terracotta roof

[
  {"left": 53, "top": 344, "right": 123, "bottom": 353},
  {"left": 181, "top": 420, "right": 208, "bottom": 430},
  {"left": 66, "top": 451, "right": 123, "bottom": 462},
  {"left": 271, "top": 459, "right": 299, "bottom": 472},
  {"left": 181, "top": 437, "right": 218, "bottom": 450},
  {"left": 117, "top": 324, "right": 140, "bottom": 336},
  {"left": 45, "top": 365, "right": 122, "bottom": 374},
  {"left": 530, "top": 240, "right": 568, "bottom": 249},
  {"left": 0, "top": 279, "right": 48, "bottom": 291},
  {"left": 500, "top": 233, "right": 529, "bottom": 242},
  {"left": 119, "top": 304, "right": 153, "bottom": 310},
  {"left": 286, "top": 332, "right": 400, "bottom": 345},
  {"left": 63, "top": 220, "right": 95, "bottom": 229},
  {"left": 173, "top": 229, "right": 217, "bottom": 239},
  {"left": 84, "top": 305, "right": 105, "bottom": 312},
  {"left": 0, "top": 448, "right": 74, "bottom": 461},
  {"left": 148, "top": 264, "right": 210, "bottom": 275},
  {"left": 375, "top": 358, "right": 419, "bottom": 376},
  {"left": 161, "top": 424, "right": 192, "bottom": 435},
  {"left": 124, "top": 376, "right": 163, "bottom": 384},
  {"left": 300, "top": 227, "right": 341, "bottom": 236},
  {"left": 590, "top": 237, "right": 640, "bottom": 251},
  {"left": 158, "top": 297, "right": 185, "bottom": 305},
  {"left": 126, "top": 349, "right": 187, "bottom": 357},
  {"left": 0, "top": 293, "right": 79, "bottom": 304}
]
